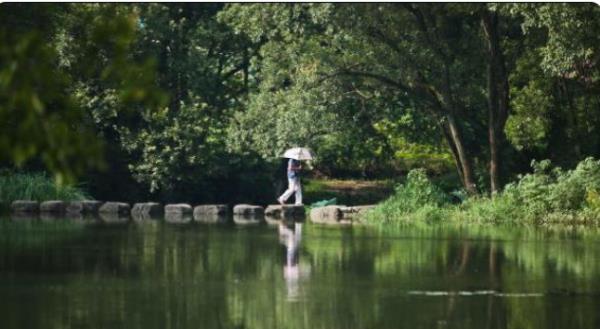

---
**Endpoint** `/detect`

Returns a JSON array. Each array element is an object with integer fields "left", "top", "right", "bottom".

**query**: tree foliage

[{"left": 1, "top": 3, "right": 600, "bottom": 201}]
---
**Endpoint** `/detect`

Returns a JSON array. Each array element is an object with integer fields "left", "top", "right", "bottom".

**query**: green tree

[
  {"left": 97, "top": 4, "right": 274, "bottom": 201},
  {"left": 0, "top": 4, "right": 103, "bottom": 184},
  {"left": 221, "top": 4, "right": 498, "bottom": 193},
  {"left": 0, "top": 4, "right": 164, "bottom": 184},
  {"left": 505, "top": 3, "right": 600, "bottom": 167}
]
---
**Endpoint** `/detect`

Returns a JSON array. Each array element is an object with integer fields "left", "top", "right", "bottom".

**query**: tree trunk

[
  {"left": 441, "top": 123, "right": 465, "bottom": 187},
  {"left": 432, "top": 92, "right": 477, "bottom": 194},
  {"left": 482, "top": 10, "right": 510, "bottom": 194},
  {"left": 446, "top": 114, "right": 478, "bottom": 194}
]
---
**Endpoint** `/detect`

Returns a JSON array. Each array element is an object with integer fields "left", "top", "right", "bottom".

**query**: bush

[
  {"left": 0, "top": 171, "right": 89, "bottom": 209},
  {"left": 367, "top": 169, "right": 450, "bottom": 223},
  {"left": 367, "top": 158, "right": 600, "bottom": 225}
]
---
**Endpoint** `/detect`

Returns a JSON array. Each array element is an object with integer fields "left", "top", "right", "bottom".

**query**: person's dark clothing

[{"left": 287, "top": 159, "right": 301, "bottom": 179}]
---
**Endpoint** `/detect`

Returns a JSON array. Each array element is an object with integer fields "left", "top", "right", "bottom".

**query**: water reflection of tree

[{"left": 1, "top": 223, "right": 600, "bottom": 328}]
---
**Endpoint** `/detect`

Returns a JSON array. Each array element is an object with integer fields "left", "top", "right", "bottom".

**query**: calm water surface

[{"left": 0, "top": 217, "right": 599, "bottom": 329}]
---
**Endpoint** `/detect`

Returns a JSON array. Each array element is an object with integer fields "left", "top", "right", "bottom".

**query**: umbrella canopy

[{"left": 282, "top": 147, "right": 313, "bottom": 160}]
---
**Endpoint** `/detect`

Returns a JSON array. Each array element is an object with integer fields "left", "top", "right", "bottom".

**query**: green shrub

[
  {"left": 585, "top": 189, "right": 600, "bottom": 211},
  {"left": 456, "top": 158, "right": 600, "bottom": 224},
  {"left": 367, "top": 158, "right": 600, "bottom": 225},
  {"left": 367, "top": 169, "right": 449, "bottom": 223},
  {"left": 0, "top": 171, "right": 89, "bottom": 208}
]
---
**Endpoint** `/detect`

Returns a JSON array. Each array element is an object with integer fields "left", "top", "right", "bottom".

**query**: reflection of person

[
  {"left": 277, "top": 158, "right": 303, "bottom": 205},
  {"left": 278, "top": 222, "right": 303, "bottom": 300}
]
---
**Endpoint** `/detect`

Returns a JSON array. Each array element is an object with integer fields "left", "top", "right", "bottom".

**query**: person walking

[
  {"left": 278, "top": 158, "right": 303, "bottom": 205},
  {"left": 278, "top": 147, "right": 313, "bottom": 206}
]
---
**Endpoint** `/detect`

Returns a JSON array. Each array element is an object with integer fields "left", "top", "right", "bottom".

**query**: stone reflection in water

[
  {"left": 99, "top": 212, "right": 130, "bottom": 224},
  {"left": 278, "top": 222, "right": 310, "bottom": 301},
  {"left": 1, "top": 221, "right": 600, "bottom": 329}
]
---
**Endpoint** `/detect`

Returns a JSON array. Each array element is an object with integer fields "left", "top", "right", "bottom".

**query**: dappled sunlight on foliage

[
  {"left": 1, "top": 3, "right": 599, "bottom": 204},
  {"left": 368, "top": 158, "right": 600, "bottom": 225}
]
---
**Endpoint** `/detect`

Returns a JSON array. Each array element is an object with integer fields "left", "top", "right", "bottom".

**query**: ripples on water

[{"left": 0, "top": 216, "right": 599, "bottom": 329}]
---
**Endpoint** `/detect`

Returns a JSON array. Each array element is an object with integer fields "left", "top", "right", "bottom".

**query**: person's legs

[
  {"left": 294, "top": 179, "right": 302, "bottom": 205},
  {"left": 278, "top": 178, "right": 296, "bottom": 203}
]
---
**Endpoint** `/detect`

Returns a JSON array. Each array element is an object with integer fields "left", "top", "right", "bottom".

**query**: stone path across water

[{"left": 8, "top": 200, "right": 376, "bottom": 225}]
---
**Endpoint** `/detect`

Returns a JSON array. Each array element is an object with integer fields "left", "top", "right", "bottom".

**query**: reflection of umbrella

[{"left": 283, "top": 147, "right": 313, "bottom": 160}]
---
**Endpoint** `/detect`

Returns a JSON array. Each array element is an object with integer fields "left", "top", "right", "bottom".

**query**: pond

[{"left": 0, "top": 217, "right": 599, "bottom": 329}]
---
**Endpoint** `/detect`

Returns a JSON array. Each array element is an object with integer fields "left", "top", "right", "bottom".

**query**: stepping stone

[
  {"left": 99, "top": 202, "right": 131, "bottom": 216},
  {"left": 233, "top": 204, "right": 264, "bottom": 218},
  {"left": 194, "top": 204, "right": 229, "bottom": 217},
  {"left": 11, "top": 200, "right": 39, "bottom": 214},
  {"left": 40, "top": 200, "right": 66, "bottom": 214},
  {"left": 165, "top": 204, "right": 193, "bottom": 224},
  {"left": 66, "top": 201, "right": 102, "bottom": 215},
  {"left": 310, "top": 205, "right": 344, "bottom": 224},
  {"left": 165, "top": 203, "right": 192, "bottom": 215},
  {"left": 310, "top": 205, "right": 376, "bottom": 224},
  {"left": 99, "top": 213, "right": 130, "bottom": 225},
  {"left": 193, "top": 205, "right": 230, "bottom": 224},
  {"left": 265, "top": 205, "right": 305, "bottom": 220},
  {"left": 132, "top": 202, "right": 163, "bottom": 220}
]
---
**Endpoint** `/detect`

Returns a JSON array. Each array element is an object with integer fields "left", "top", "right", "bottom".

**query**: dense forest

[{"left": 1, "top": 3, "right": 599, "bottom": 207}]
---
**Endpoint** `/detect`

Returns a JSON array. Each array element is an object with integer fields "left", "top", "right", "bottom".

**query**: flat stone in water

[
  {"left": 265, "top": 205, "right": 305, "bottom": 220},
  {"left": 310, "top": 205, "right": 343, "bottom": 224},
  {"left": 193, "top": 205, "right": 229, "bottom": 224},
  {"left": 310, "top": 205, "right": 375, "bottom": 224},
  {"left": 11, "top": 200, "right": 39, "bottom": 214},
  {"left": 233, "top": 204, "right": 264, "bottom": 219},
  {"left": 66, "top": 200, "right": 102, "bottom": 215},
  {"left": 165, "top": 204, "right": 193, "bottom": 224},
  {"left": 40, "top": 200, "right": 66, "bottom": 214},
  {"left": 99, "top": 202, "right": 131, "bottom": 216},
  {"left": 194, "top": 205, "right": 229, "bottom": 216},
  {"left": 165, "top": 204, "right": 193, "bottom": 214},
  {"left": 132, "top": 202, "right": 163, "bottom": 220}
]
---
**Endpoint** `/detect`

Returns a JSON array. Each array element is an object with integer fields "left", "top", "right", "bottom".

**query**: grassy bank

[
  {"left": 366, "top": 158, "right": 600, "bottom": 226},
  {"left": 0, "top": 172, "right": 89, "bottom": 212},
  {"left": 304, "top": 178, "right": 394, "bottom": 206}
]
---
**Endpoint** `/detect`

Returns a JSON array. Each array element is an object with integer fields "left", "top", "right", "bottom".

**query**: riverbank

[
  {"left": 5, "top": 158, "right": 600, "bottom": 227},
  {"left": 0, "top": 172, "right": 88, "bottom": 213},
  {"left": 365, "top": 158, "right": 600, "bottom": 226}
]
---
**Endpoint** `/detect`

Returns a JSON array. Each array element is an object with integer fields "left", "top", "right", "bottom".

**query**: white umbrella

[{"left": 282, "top": 147, "right": 314, "bottom": 160}]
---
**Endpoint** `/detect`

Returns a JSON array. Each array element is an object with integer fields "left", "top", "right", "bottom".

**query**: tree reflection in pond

[{"left": 0, "top": 219, "right": 599, "bottom": 329}]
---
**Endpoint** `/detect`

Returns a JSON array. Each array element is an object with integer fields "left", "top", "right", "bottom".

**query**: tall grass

[
  {"left": 0, "top": 172, "right": 89, "bottom": 209},
  {"left": 366, "top": 158, "right": 600, "bottom": 225}
]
